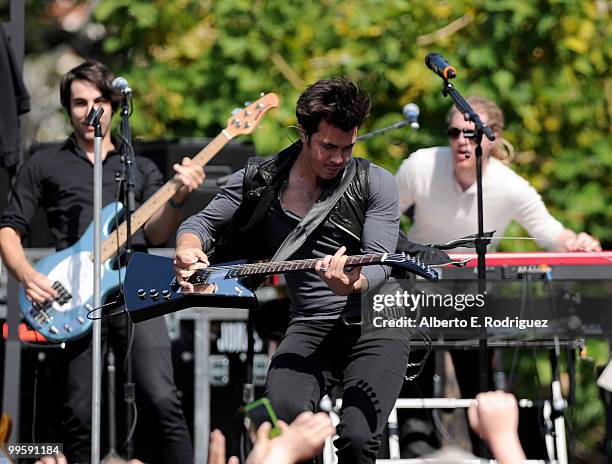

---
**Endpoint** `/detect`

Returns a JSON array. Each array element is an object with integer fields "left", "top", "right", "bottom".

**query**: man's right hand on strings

[
  {"left": 21, "top": 267, "right": 58, "bottom": 303},
  {"left": 173, "top": 247, "right": 210, "bottom": 292}
]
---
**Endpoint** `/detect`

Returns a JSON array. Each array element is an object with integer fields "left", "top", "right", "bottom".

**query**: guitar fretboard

[{"left": 212, "top": 253, "right": 387, "bottom": 278}]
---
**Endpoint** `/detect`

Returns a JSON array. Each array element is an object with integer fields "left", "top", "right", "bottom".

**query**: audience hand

[
  {"left": 208, "top": 428, "right": 239, "bottom": 464},
  {"left": 34, "top": 455, "right": 67, "bottom": 464},
  {"left": 249, "top": 411, "right": 335, "bottom": 464},
  {"left": 274, "top": 411, "right": 335, "bottom": 463},
  {"left": 245, "top": 422, "right": 275, "bottom": 464},
  {"left": 468, "top": 391, "right": 526, "bottom": 464}
]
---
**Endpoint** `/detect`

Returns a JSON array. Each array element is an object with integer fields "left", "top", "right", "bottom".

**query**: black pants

[
  {"left": 265, "top": 318, "right": 410, "bottom": 464},
  {"left": 56, "top": 314, "right": 192, "bottom": 464}
]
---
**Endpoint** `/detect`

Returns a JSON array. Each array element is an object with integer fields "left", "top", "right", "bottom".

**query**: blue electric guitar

[
  {"left": 123, "top": 251, "right": 439, "bottom": 323},
  {"left": 19, "top": 93, "right": 280, "bottom": 342}
]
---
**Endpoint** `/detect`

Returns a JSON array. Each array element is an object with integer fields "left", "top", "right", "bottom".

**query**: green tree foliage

[{"left": 94, "top": 0, "right": 611, "bottom": 248}]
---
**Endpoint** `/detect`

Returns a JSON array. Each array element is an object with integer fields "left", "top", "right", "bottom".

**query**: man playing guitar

[{"left": 0, "top": 60, "right": 203, "bottom": 463}]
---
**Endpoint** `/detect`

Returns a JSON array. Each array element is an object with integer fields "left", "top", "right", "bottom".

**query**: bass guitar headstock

[{"left": 225, "top": 93, "right": 280, "bottom": 137}]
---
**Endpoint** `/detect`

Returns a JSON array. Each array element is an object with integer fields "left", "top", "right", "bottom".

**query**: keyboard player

[
  {"left": 395, "top": 95, "right": 601, "bottom": 254},
  {"left": 393, "top": 95, "right": 602, "bottom": 457}
]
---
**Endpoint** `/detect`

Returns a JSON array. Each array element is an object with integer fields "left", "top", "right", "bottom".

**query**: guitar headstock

[
  {"left": 225, "top": 93, "right": 280, "bottom": 138},
  {"left": 383, "top": 253, "right": 439, "bottom": 281}
]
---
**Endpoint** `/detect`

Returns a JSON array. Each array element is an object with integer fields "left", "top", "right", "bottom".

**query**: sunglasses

[{"left": 446, "top": 127, "right": 477, "bottom": 139}]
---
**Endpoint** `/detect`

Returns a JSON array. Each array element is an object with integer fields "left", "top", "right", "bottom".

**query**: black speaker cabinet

[{"left": 134, "top": 138, "right": 255, "bottom": 246}]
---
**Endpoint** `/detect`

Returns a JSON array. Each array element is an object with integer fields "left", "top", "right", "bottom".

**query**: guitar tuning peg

[
  {"left": 244, "top": 101, "right": 252, "bottom": 107},
  {"left": 260, "top": 92, "right": 265, "bottom": 97},
  {"left": 231, "top": 108, "right": 242, "bottom": 116}
]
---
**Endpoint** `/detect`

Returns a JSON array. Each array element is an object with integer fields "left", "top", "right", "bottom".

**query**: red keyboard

[{"left": 448, "top": 251, "right": 612, "bottom": 267}]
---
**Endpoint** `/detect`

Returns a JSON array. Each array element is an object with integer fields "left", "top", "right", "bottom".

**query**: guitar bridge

[
  {"left": 30, "top": 305, "right": 51, "bottom": 326},
  {"left": 28, "top": 281, "right": 73, "bottom": 327}
]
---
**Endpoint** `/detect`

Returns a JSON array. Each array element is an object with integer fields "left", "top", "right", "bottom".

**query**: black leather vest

[{"left": 211, "top": 142, "right": 370, "bottom": 262}]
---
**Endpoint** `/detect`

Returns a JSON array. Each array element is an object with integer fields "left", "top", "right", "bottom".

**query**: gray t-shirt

[{"left": 178, "top": 161, "right": 400, "bottom": 319}]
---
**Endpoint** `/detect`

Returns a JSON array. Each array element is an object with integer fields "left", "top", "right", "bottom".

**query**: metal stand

[
  {"left": 117, "top": 87, "right": 137, "bottom": 460},
  {"left": 356, "top": 116, "right": 418, "bottom": 141},
  {"left": 184, "top": 306, "right": 252, "bottom": 462},
  {"left": 242, "top": 299, "right": 258, "bottom": 406},
  {"left": 89, "top": 106, "right": 105, "bottom": 464},
  {"left": 107, "top": 348, "right": 117, "bottom": 452},
  {"left": 435, "top": 78, "right": 496, "bottom": 456},
  {"left": 548, "top": 337, "right": 568, "bottom": 463},
  {"left": 2, "top": 272, "right": 21, "bottom": 438}
]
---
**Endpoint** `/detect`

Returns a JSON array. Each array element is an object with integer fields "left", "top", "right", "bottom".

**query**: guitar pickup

[
  {"left": 188, "top": 270, "right": 212, "bottom": 285},
  {"left": 52, "top": 281, "right": 72, "bottom": 306}
]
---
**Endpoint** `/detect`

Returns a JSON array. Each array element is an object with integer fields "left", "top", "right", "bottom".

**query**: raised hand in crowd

[
  {"left": 208, "top": 411, "right": 334, "bottom": 464},
  {"left": 34, "top": 455, "right": 144, "bottom": 464},
  {"left": 208, "top": 428, "right": 239, "bottom": 464},
  {"left": 34, "top": 454, "right": 68, "bottom": 464},
  {"left": 468, "top": 391, "right": 526, "bottom": 464},
  {"left": 249, "top": 411, "right": 335, "bottom": 464}
]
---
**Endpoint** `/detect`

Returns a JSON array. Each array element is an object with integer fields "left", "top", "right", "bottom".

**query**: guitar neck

[
  {"left": 100, "top": 132, "right": 231, "bottom": 262},
  {"left": 228, "top": 253, "right": 387, "bottom": 278}
]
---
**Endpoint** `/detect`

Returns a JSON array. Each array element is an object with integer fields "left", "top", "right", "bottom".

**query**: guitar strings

[{"left": 193, "top": 252, "right": 386, "bottom": 275}]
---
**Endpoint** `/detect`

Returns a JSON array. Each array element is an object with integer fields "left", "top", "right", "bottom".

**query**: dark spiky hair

[{"left": 296, "top": 77, "right": 371, "bottom": 138}]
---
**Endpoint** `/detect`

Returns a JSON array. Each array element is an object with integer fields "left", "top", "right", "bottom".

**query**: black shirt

[{"left": 0, "top": 135, "right": 163, "bottom": 250}]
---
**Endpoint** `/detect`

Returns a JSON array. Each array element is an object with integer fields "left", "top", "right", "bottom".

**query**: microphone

[
  {"left": 402, "top": 103, "right": 420, "bottom": 130},
  {"left": 112, "top": 76, "right": 132, "bottom": 95},
  {"left": 425, "top": 53, "right": 457, "bottom": 80},
  {"left": 86, "top": 106, "right": 104, "bottom": 127}
]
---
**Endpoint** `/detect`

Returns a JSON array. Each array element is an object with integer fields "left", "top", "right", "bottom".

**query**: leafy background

[
  {"left": 89, "top": 0, "right": 612, "bottom": 250},
  {"left": 12, "top": 0, "right": 612, "bottom": 460},
  {"left": 19, "top": 0, "right": 611, "bottom": 251}
]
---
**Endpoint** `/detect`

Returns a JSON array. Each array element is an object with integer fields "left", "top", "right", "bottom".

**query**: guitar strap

[{"left": 270, "top": 157, "right": 357, "bottom": 263}]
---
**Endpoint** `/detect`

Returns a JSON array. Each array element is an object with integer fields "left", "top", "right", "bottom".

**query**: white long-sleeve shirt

[{"left": 395, "top": 146, "right": 564, "bottom": 251}]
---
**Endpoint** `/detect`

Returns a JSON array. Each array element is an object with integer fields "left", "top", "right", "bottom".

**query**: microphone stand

[
  {"left": 438, "top": 79, "right": 495, "bottom": 456},
  {"left": 88, "top": 106, "right": 104, "bottom": 464},
  {"left": 356, "top": 118, "right": 416, "bottom": 141},
  {"left": 118, "top": 91, "right": 136, "bottom": 459}
]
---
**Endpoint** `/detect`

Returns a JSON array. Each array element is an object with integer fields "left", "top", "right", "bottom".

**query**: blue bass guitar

[{"left": 19, "top": 94, "right": 280, "bottom": 342}]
